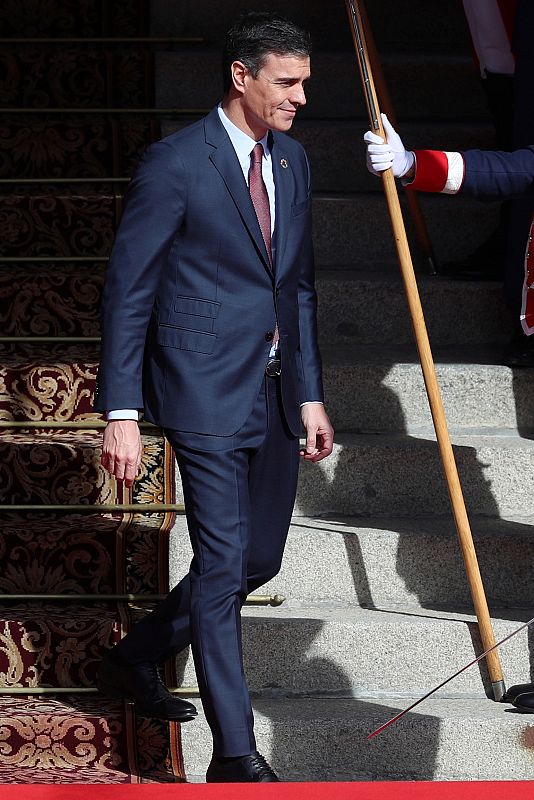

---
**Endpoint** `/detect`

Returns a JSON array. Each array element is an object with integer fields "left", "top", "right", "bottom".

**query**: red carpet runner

[{"left": 0, "top": 781, "right": 531, "bottom": 799}]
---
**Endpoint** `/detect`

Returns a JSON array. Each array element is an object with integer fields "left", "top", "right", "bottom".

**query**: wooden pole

[
  {"left": 358, "top": 0, "right": 437, "bottom": 275},
  {"left": 345, "top": 0, "right": 505, "bottom": 700}
]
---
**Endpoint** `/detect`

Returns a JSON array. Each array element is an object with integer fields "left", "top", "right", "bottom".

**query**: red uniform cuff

[{"left": 410, "top": 150, "right": 450, "bottom": 193}]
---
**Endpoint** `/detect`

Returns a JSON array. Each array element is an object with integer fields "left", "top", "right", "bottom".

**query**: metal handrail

[
  {"left": 0, "top": 591, "right": 286, "bottom": 696},
  {"left": 0, "top": 686, "right": 199, "bottom": 696},
  {"left": 0, "top": 337, "right": 100, "bottom": 343},
  {"left": 0, "top": 594, "right": 285, "bottom": 606},
  {"left": 0, "top": 257, "right": 108, "bottom": 262},
  {"left": 1, "top": 107, "right": 207, "bottom": 115},
  {"left": 0, "top": 37, "right": 205, "bottom": 44},
  {"left": 0, "top": 178, "right": 129, "bottom": 185},
  {"left": 0, "top": 421, "right": 153, "bottom": 429},
  {"left": 2, "top": 504, "right": 186, "bottom": 513}
]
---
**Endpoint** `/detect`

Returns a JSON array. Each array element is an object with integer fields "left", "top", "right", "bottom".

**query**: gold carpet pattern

[{"left": 0, "top": 0, "right": 187, "bottom": 783}]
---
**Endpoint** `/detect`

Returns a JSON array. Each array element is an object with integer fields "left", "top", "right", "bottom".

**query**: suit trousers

[{"left": 114, "top": 374, "right": 300, "bottom": 756}]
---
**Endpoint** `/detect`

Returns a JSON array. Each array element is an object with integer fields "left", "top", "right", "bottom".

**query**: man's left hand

[{"left": 300, "top": 403, "right": 334, "bottom": 463}]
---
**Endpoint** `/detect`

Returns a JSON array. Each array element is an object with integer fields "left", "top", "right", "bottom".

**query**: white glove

[{"left": 363, "top": 113, "right": 415, "bottom": 178}]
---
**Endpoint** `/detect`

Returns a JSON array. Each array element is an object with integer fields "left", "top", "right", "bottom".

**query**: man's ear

[{"left": 230, "top": 60, "right": 248, "bottom": 94}]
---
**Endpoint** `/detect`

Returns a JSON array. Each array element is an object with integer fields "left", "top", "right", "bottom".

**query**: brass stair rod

[
  {"left": 0, "top": 37, "right": 205, "bottom": 44},
  {"left": 2, "top": 504, "right": 186, "bottom": 513},
  {"left": 1, "top": 107, "right": 208, "bottom": 115},
  {"left": 0, "top": 257, "right": 108, "bottom": 262},
  {"left": 0, "top": 686, "right": 199, "bottom": 696},
  {"left": 0, "top": 178, "right": 129, "bottom": 185},
  {"left": 0, "top": 421, "right": 154, "bottom": 429},
  {"left": 0, "top": 337, "right": 101, "bottom": 343},
  {"left": 0, "top": 593, "right": 285, "bottom": 606}
]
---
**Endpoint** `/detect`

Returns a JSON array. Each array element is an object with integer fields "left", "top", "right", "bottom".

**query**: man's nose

[{"left": 291, "top": 84, "right": 307, "bottom": 107}]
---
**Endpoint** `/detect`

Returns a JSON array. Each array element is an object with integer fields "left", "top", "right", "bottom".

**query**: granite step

[
  {"left": 295, "top": 431, "right": 534, "bottom": 518},
  {"left": 0, "top": 191, "right": 502, "bottom": 283},
  {"left": 174, "top": 604, "right": 531, "bottom": 698},
  {"left": 180, "top": 695, "right": 534, "bottom": 782},
  {"left": 151, "top": 0, "right": 471, "bottom": 55},
  {"left": 156, "top": 50, "right": 488, "bottom": 122},
  {"left": 169, "top": 514, "right": 534, "bottom": 609},
  {"left": 160, "top": 118, "right": 496, "bottom": 194},
  {"left": 316, "top": 270, "right": 514, "bottom": 346},
  {"left": 321, "top": 345, "right": 533, "bottom": 434},
  {"left": 292, "top": 119, "right": 495, "bottom": 193},
  {"left": 312, "top": 193, "right": 501, "bottom": 268}
]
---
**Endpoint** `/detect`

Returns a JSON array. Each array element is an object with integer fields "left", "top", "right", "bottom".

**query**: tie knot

[{"left": 251, "top": 143, "right": 263, "bottom": 164}]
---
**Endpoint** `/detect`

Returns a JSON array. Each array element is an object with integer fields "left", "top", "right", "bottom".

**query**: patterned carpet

[{"left": 0, "top": 0, "right": 187, "bottom": 783}]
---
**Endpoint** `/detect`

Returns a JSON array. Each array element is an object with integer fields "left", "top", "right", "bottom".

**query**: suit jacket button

[{"left": 265, "top": 331, "right": 274, "bottom": 342}]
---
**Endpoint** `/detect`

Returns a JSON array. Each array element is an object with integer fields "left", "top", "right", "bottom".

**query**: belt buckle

[{"left": 265, "top": 358, "right": 281, "bottom": 377}]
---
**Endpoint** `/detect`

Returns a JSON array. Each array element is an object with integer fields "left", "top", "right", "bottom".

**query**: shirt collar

[{"left": 217, "top": 105, "right": 270, "bottom": 172}]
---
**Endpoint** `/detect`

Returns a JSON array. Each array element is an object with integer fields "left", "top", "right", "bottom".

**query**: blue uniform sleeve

[{"left": 462, "top": 146, "right": 534, "bottom": 201}]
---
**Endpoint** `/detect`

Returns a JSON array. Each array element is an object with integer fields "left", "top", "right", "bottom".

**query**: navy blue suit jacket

[{"left": 95, "top": 107, "right": 323, "bottom": 437}]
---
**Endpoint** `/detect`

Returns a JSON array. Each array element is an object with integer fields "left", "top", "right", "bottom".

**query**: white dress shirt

[{"left": 217, "top": 105, "right": 276, "bottom": 233}]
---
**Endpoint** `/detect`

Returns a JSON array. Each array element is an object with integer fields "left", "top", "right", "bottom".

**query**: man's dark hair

[{"left": 222, "top": 11, "right": 312, "bottom": 94}]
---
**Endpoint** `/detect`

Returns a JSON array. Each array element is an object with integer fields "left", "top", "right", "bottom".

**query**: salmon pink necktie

[
  {"left": 248, "top": 142, "right": 272, "bottom": 264},
  {"left": 249, "top": 142, "right": 279, "bottom": 349}
]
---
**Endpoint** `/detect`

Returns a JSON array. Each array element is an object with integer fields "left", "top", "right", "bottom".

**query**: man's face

[{"left": 239, "top": 52, "right": 310, "bottom": 135}]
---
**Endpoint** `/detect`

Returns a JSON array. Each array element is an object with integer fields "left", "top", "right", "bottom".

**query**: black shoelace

[{"left": 249, "top": 752, "right": 276, "bottom": 780}]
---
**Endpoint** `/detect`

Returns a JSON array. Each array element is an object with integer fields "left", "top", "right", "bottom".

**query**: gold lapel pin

[{"left": 280, "top": 158, "right": 288, "bottom": 169}]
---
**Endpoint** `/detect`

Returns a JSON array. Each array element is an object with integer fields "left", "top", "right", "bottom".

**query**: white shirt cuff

[
  {"left": 106, "top": 409, "right": 140, "bottom": 421},
  {"left": 300, "top": 401, "right": 324, "bottom": 407}
]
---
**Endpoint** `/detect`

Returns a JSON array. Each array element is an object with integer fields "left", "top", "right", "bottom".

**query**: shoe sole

[
  {"left": 136, "top": 708, "right": 197, "bottom": 722},
  {"left": 512, "top": 704, "right": 534, "bottom": 714}
]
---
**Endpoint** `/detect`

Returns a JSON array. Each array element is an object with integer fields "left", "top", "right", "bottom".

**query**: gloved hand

[{"left": 363, "top": 113, "right": 415, "bottom": 178}]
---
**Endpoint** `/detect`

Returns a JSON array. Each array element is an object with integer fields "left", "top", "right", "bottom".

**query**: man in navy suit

[
  {"left": 95, "top": 11, "right": 334, "bottom": 782},
  {"left": 364, "top": 115, "right": 534, "bottom": 714}
]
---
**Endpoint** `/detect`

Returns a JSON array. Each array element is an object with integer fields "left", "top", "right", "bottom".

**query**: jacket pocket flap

[
  {"left": 174, "top": 295, "right": 221, "bottom": 318},
  {"left": 157, "top": 326, "right": 216, "bottom": 354}
]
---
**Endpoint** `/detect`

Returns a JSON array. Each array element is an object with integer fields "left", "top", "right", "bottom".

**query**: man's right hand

[{"left": 101, "top": 420, "right": 143, "bottom": 488}]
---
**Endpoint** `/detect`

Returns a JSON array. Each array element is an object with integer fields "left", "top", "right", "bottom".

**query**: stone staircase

[{"left": 153, "top": 0, "right": 534, "bottom": 781}]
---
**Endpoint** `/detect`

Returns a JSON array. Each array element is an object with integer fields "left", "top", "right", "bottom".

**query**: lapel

[
  {"left": 204, "top": 108, "right": 273, "bottom": 277},
  {"left": 270, "top": 132, "right": 293, "bottom": 277}
]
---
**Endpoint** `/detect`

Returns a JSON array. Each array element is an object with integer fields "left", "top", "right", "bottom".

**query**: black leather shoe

[
  {"left": 502, "top": 331, "right": 534, "bottom": 368},
  {"left": 501, "top": 682, "right": 534, "bottom": 703},
  {"left": 512, "top": 692, "right": 534, "bottom": 713},
  {"left": 206, "top": 751, "right": 279, "bottom": 783},
  {"left": 97, "top": 652, "right": 197, "bottom": 722},
  {"left": 439, "top": 227, "right": 505, "bottom": 282}
]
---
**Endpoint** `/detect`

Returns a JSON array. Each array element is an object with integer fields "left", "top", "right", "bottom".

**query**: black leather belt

[{"left": 265, "top": 358, "right": 281, "bottom": 377}]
